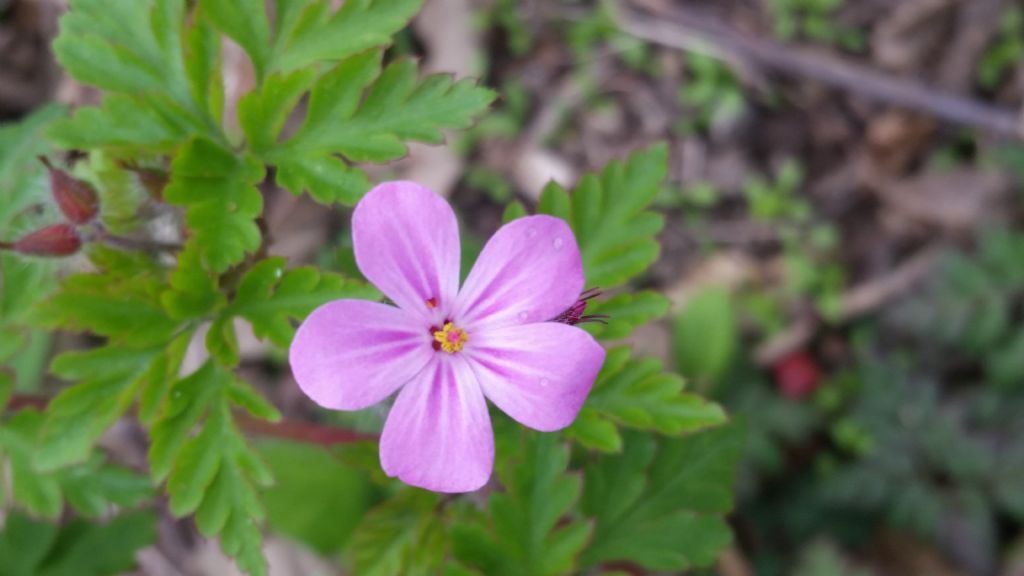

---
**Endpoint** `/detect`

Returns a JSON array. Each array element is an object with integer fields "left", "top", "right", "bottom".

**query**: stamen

[
  {"left": 426, "top": 297, "right": 438, "bottom": 309},
  {"left": 433, "top": 322, "right": 468, "bottom": 353},
  {"left": 554, "top": 288, "right": 607, "bottom": 326}
]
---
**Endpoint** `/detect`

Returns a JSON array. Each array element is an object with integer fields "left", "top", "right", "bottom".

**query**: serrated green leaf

[
  {"left": 51, "top": 0, "right": 217, "bottom": 151},
  {"left": 218, "top": 257, "right": 379, "bottom": 354},
  {"left": 0, "top": 512, "right": 59, "bottom": 576},
  {"left": 36, "top": 345, "right": 160, "bottom": 471},
  {"left": 348, "top": 490, "right": 444, "bottom": 576},
  {"left": 58, "top": 456, "right": 153, "bottom": 518},
  {"left": 279, "top": 57, "right": 495, "bottom": 162},
  {"left": 154, "top": 361, "right": 273, "bottom": 575},
  {"left": 269, "top": 0, "right": 424, "bottom": 74},
  {"left": 34, "top": 268, "right": 175, "bottom": 347},
  {"left": 36, "top": 511, "right": 157, "bottom": 576},
  {"left": 561, "top": 407, "right": 622, "bottom": 453},
  {"left": 277, "top": 154, "right": 371, "bottom": 205},
  {"left": 264, "top": 52, "right": 495, "bottom": 204},
  {"left": 162, "top": 243, "right": 227, "bottom": 320},
  {"left": 48, "top": 94, "right": 193, "bottom": 152},
  {"left": 579, "top": 424, "right": 744, "bottom": 571},
  {"left": 582, "top": 291, "right": 669, "bottom": 340},
  {"left": 202, "top": 0, "right": 271, "bottom": 82},
  {"left": 149, "top": 362, "right": 225, "bottom": 480},
  {"left": 139, "top": 330, "right": 192, "bottom": 425},
  {"left": 567, "top": 347, "right": 726, "bottom": 445},
  {"left": 538, "top": 145, "right": 667, "bottom": 288},
  {"left": 452, "top": 434, "right": 592, "bottom": 576},
  {"left": 239, "top": 69, "right": 317, "bottom": 154},
  {"left": 164, "top": 138, "right": 265, "bottom": 273},
  {"left": 0, "top": 411, "right": 63, "bottom": 518}
]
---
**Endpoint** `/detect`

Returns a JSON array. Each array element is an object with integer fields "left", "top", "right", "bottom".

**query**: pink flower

[{"left": 289, "top": 181, "right": 605, "bottom": 492}]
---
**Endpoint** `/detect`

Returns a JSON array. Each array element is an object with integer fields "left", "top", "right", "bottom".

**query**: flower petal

[
  {"left": 353, "top": 181, "right": 460, "bottom": 319},
  {"left": 380, "top": 357, "right": 494, "bottom": 493},
  {"left": 454, "top": 215, "right": 583, "bottom": 331},
  {"left": 289, "top": 300, "right": 432, "bottom": 410},
  {"left": 466, "top": 322, "right": 605, "bottom": 431}
]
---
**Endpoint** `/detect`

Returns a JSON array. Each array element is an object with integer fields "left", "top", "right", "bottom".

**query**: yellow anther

[{"left": 433, "top": 322, "right": 468, "bottom": 353}]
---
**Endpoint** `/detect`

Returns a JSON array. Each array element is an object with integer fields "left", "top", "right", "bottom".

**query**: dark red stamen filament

[{"left": 554, "top": 288, "right": 608, "bottom": 325}]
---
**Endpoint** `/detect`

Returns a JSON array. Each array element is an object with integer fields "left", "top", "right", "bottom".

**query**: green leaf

[
  {"left": 36, "top": 511, "right": 157, "bottom": 576},
  {"left": 0, "top": 411, "right": 64, "bottom": 518},
  {"left": 202, "top": 0, "right": 271, "bottom": 82},
  {"left": 348, "top": 490, "right": 444, "bottom": 576},
  {"left": 34, "top": 267, "right": 175, "bottom": 347},
  {"left": 50, "top": 0, "right": 216, "bottom": 151},
  {"left": 212, "top": 258, "right": 379, "bottom": 364},
  {"left": 268, "top": 52, "right": 495, "bottom": 204},
  {"left": 579, "top": 424, "right": 745, "bottom": 571},
  {"left": 451, "top": 434, "right": 592, "bottom": 576},
  {"left": 238, "top": 69, "right": 317, "bottom": 154},
  {"left": 582, "top": 291, "right": 669, "bottom": 340},
  {"left": 0, "top": 512, "right": 59, "bottom": 576},
  {"left": 566, "top": 347, "right": 726, "bottom": 451},
  {"left": 153, "top": 362, "right": 273, "bottom": 575},
  {"left": 538, "top": 144, "right": 667, "bottom": 289},
  {"left": 260, "top": 440, "right": 373, "bottom": 554},
  {"left": 0, "top": 369, "right": 12, "bottom": 411},
  {"left": 229, "top": 259, "right": 380, "bottom": 345},
  {"left": 269, "top": 0, "right": 424, "bottom": 74},
  {"left": 58, "top": 456, "right": 153, "bottom": 518},
  {"left": 277, "top": 154, "right": 371, "bottom": 205},
  {"left": 36, "top": 345, "right": 161, "bottom": 470},
  {"left": 672, "top": 287, "right": 738, "bottom": 384},
  {"left": 162, "top": 243, "right": 227, "bottom": 320},
  {"left": 0, "top": 104, "right": 66, "bottom": 230},
  {"left": 164, "top": 138, "right": 265, "bottom": 273}
]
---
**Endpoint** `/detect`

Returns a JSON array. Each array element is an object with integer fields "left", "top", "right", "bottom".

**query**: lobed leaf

[
  {"left": 152, "top": 362, "right": 275, "bottom": 576},
  {"left": 164, "top": 138, "right": 265, "bottom": 273},
  {"left": 451, "top": 434, "right": 593, "bottom": 576},
  {"left": 565, "top": 348, "right": 726, "bottom": 452},
  {"left": 579, "top": 425, "right": 745, "bottom": 571},
  {"left": 348, "top": 490, "right": 444, "bottom": 576},
  {"left": 538, "top": 144, "right": 668, "bottom": 289}
]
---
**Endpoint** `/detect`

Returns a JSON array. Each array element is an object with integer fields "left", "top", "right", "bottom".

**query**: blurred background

[{"left": 3, "top": 0, "right": 1024, "bottom": 574}]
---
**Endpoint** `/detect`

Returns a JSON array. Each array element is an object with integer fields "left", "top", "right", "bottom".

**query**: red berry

[
  {"left": 40, "top": 157, "right": 99, "bottom": 224},
  {"left": 774, "top": 352, "right": 821, "bottom": 399},
  {"left": 8, "top": 224, "right": 82, "bottom": 257}
]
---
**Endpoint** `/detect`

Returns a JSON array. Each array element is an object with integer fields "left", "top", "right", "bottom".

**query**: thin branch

[
  {"left": 754, "top": 247, "right": 943, "bottom": 366},
  {"left": 613, "top": 1, "right": 1023, "bottom": 140}
]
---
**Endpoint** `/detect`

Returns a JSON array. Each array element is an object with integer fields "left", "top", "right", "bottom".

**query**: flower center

[{"left": 433, "top": 322, "right": 468, "bottom": 353}]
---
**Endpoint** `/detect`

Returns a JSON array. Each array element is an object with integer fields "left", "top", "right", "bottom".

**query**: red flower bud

[
  {"left": 774, "top": 352, "right": 821, "bottom": 399},
  {"left": 40, "top": 157, "right": 99, "bottom": 224},
  {"left": 5, "top": 224, "right": 82, "bottom": 257}
]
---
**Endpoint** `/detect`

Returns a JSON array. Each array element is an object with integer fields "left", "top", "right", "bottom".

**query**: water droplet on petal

[
  {"left": 540, "top": 378, "right": 550, "bottom": 387},
  {"left": 553, "top": 237, "right": 564, "bottom": 250},
  {"left": 518, "top": 310, "right": 529, "bottom": 321},
  {"left": 526, "top": 227, "right": 538, "bottom": 238}
]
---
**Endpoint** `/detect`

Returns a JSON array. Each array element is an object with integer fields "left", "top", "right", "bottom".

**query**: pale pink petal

[
  {"left": 289, "top": 300, "right": 432, "bottom": 410},
  {"left": 380, "top": 357, "right": 494, "bottom": 493},
  {"left": 353, "top": 181, "right": 460, "bottom": 319},
  {"left": 453, "top": 215, "right": 583, "bottom": 331},
  {"left": 465, "top": 322, "right": 604, "bottom": 431}
]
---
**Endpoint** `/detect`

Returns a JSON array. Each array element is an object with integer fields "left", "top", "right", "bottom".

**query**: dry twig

[
  {"left": 613, "top": 1, "right": 1023, "bottom": 139},
  {"left": 754, "top": 247, "right": 943, "bottom": 365}
]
